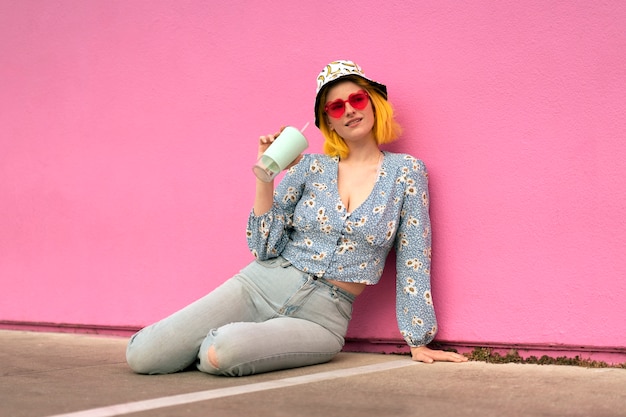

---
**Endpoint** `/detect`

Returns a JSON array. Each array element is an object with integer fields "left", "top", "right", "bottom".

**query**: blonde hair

[{"left": 317, "top": 76, "right": 402, "bottom": 159}]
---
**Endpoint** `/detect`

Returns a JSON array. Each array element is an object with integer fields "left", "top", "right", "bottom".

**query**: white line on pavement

[{"left": 46, "top": 360, "right": 417, "bottom": 417}]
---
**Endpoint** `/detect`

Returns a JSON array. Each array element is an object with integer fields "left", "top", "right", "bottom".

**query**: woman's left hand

[{"left": 410, "top": 345, "right": 469, "bottom": 364}]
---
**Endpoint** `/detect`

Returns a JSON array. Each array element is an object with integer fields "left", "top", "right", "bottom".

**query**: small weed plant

[{"left": 463, "top": 347, "right": 626, "bottom": 369}]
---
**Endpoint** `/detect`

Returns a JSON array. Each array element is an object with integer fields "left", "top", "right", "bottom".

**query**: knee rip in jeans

[{"left": 208, "top": 344, "right": 219, "bottom": 368}]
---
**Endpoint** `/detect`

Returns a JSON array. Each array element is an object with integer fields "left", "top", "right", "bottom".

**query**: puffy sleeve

[
  {"left": 394, "top": 157, "right": 438, "bottom": 347},
  {"left": 246, "top": 155, "right": 309, "bottom": 260}
]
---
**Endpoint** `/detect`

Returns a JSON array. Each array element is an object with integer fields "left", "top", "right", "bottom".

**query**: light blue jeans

[{"left": 126, "top": 257, "right": 355, "bottom": 376}]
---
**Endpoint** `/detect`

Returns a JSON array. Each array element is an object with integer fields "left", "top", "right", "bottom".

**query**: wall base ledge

[{"left": 2, "top": 321, "right": 624, "bottom": 364}]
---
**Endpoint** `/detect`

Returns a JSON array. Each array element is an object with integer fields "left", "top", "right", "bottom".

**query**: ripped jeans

[{"left": 125, "top": 257, "right": 355, "bottom": 376}]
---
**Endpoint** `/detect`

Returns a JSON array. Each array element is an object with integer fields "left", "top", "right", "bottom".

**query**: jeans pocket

[
  {"left": 254, "top": 257, "right": 283, "bottom": 269},
  {"left": 332, "top": 293, "right": 353, "bottom": 321}
]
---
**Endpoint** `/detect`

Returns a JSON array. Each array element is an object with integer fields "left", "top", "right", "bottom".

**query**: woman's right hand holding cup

[
  {"left": 254, "top": 126, "right": 308, "bottom": 182},
  {"left": 258, "top": 126, "right": 285, "bottom": 158}
]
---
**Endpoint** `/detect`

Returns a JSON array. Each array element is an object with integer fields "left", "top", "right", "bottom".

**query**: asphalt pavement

[{"left": 1, "top": 330, "right": 624, "bottom": 417}]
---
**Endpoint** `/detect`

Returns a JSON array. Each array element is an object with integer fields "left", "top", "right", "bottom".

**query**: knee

[
  {"left": 125, "top": 333, "right": 167, "bottom": 375},
  {"left": 197, "top": 339, "right": 225, "bottom": 375},
  {"left": 126, "top": 336, "right": 151, "bottom": 374},
  {"left": 197, "top": 331, "right": 245, "bottom": 376},
  {"left": 207, "top": 345, "right": 219, "bottom": 368}
]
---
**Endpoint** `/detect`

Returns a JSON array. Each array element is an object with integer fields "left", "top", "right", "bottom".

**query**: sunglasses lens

[
  {"left": 349, "top": 92, "right": 369, "bottom": 109},
  {"left": 326, "top": 100, "right": 346, "bottom": 118}
]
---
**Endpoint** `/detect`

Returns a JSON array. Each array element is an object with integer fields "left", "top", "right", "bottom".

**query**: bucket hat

[{"left": 314, "top": 60, "right": 388, "bottom": 127}]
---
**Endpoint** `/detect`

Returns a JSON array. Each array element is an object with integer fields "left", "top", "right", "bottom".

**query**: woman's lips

[{"left": 345, "top": 117, "right": 362, "bottom": 127}]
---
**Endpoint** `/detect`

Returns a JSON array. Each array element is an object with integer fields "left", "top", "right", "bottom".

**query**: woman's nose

[{"left": 344, "top": 102, "right": 356, "bottom": 115}]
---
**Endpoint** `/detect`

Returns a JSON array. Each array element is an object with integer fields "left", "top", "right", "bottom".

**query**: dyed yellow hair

[{"left": 317, "top": 76, "right": 402, "bottom": 159}]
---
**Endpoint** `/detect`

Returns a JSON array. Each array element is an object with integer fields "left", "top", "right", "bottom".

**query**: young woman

[{"left": 126, "top": 60, "right": 467, "bottom": 377}]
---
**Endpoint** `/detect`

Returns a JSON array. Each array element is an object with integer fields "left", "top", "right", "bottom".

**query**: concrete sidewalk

[{"left": 0, "top": 330, "right": 624, "bottom": 417}]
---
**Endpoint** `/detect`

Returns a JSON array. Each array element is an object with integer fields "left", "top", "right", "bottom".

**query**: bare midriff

[{"left": 327, "top": 279, "right": 367, "bottom": 297}]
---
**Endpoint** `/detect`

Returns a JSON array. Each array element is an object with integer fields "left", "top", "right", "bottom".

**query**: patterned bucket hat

[{"left": 314, "top": 60, "right": 388, "bottom": 127}]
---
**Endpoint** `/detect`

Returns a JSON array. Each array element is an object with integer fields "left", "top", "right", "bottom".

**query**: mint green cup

[{"left": 253, "top": 126, "right": 309, "bottom": 182}]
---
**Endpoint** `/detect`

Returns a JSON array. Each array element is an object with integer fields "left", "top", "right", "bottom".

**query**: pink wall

[{"left": 2, "top": 1, "right": 625, "bottom": 361}]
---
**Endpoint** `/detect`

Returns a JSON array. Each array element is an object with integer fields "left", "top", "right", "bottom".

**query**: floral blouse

[{"left": 246, "top": 152, "right": 437, "bottom": 347}]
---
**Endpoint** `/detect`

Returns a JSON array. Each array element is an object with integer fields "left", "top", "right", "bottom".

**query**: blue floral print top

[{"left": 246, "top": 152, "right": 437, "bottom": 347}]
